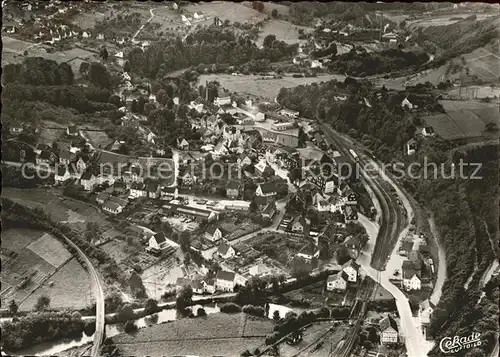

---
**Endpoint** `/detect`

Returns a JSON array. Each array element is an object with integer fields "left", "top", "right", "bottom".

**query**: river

[{"left": 9, "top": 303, "right": 296, "bottom": 356}]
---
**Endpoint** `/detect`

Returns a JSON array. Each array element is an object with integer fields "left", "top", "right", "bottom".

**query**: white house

[
  {"left": 213, "top": 141, "right": 229, "bottom": 157},
  {"left": 215, "top": 270, "right": 236, "bottom": 292},
  {"left": 401, "top": 97, "right": 413, "bottom": 109},
  {"left": 419, "top": 299, "right": 434, "bottom": 325},
  {"left": 279, "top": 108, "right": 299, "bottom": 119},
  {"left": 326, "top": 271, "right": 348, "bottom": 291},
  {"left": 130, "top": 182, "right": 147, "bottom": 198},
  {"left": 55, "top": 166, "right": 71, "bottom": 184},
  {"left": 422, "top": 126, "right": 435, "bottom": 137},
  {"left": 204, "top": 225, "right": 223, "bottom": 242},
  {"left": 406, "top": 138, "right": 417, "bottom": 156},
  {"left": 214, "top": 96, "right": 231, "bottom": 106},
  {"left": 402, "top": 261, "right": 421, "bottom": 291},
  {"left": 311, "top": 60, "right": 323, "bottom": 69},
  {"left": 380, "top": 315, "right": 399, "bottom": 344},
  {"left": 80, "top": 171, "right": 96, "bottom": 191},
  {"left": 217, "top": 243, "right": 235, "bottom": 259},
  {"left": 249, "top": 264, "right": 271, "bottom": 277},
  {"left": 149, "top": 233, "right": 169, "bottom": 250},
  {"left": 76, "top": 157, "right": 87, "bottom": 173},
  {"left": 102, "top": 201, "right": 123, "bottom": 215},
  {"left": 341, "top": 259, "right": 360, "bottom": 283}
]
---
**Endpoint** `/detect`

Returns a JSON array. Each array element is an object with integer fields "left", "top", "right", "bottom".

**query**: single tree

[
  {"left": 35, "top": 295, "right": 51, "bottom": 311},
  {"left": 176, "top": 285, "right": 193, "bottom": 312},
  {"left": 144, "top": 298, "right": 159, "bottom": 315},
  {"left": 273, "top": 310, "right": 280, "bottom": 322},
  {"left": 8, "top": 300, "right": 18, "bottom": 316},
  {"left": 271, "top": 9, "right": 278, "bottom": 18},
  {"left": 197, "top": 307, "right": 207, "bottom": 317}
]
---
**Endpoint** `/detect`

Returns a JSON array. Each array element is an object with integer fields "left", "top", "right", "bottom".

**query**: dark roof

[
  {"left": 39, "top": 150, "right": 53, "bottom": 160},
  {"left": 103, "top": 200, "right": 121, "bottom": 211},
  {"left": 205, "top": 224, "right": 221, "bottom": 236},
  {"left": 59, "top": 149, "right": 73, "bottom": 160},
  {"left": 108, "top": 196, "right": 128, "bottom": 206},
  {"left": 379, "top": 315, "right": 398, "bottom": 332},
  {"left": 97, "top": 192, "right": 111, "bottom": 201},
  {"left": 262, "top": 201, "right": 276, "bottom": 215},
  {"left": 216, "top": 270, "right": 235, "bottom": 282},
  {"left": 154, "top": 232, "right": 166, "bottom": 244},
  {"left": 146, "top": 180, "right": 159, "bottom": 192},
  {"left": 227, "top": 180, "right": 241, "bottom": 190},
  {"left": 401, "top": 240, "right": 414, "bottom": 252},
  {"left": 81, "top": 171, "right": 95, "bottom": 180},
  {"left": 36, "top": 143, "right": 50, "bottom": 150},
  {"left": 67, "top": 125, "right": 78, "bottom": 134},
  {"left": 342, "top": 259, "right": 360, "bottom": 271},
  {"left": 218, "top": 243, "right": 232, "bottom": 255},
  {"left": 56, "top": 166, "right": 67, "bottom": 176},
  {"left": 259, "top": 182, "right": 276, "bottom": 194},
  {"left": 402, "top": 260, "right": 420, "bottom": 279}
]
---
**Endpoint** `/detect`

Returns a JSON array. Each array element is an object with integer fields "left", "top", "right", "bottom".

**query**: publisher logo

[{"left": 439, "top": 333, "right": 482, "bottom": 354}]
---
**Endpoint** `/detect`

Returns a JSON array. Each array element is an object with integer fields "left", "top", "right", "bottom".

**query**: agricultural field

[
  {"left": 2, "top": 187, "right": 111, "bottom": 233},
  {"left": 255, "top": 19, "right": 312, "bottom": 47},
  {"left": 422, "top": 100, "right": 500, "bottom": 140},
  {"left": 113, "top": 313, "right": 272, "bottom": 356},
  {"left": 2, "top": 36, "right": 36, "bottom": 54},
  {"left": 447, "top": 85, "right": 500, "bottom": 100},
  {"left": 406, "top": 13, "right": 498, "bottom": 30},
  {"left": 0, "top": 228, "right": 88, "bottom": 310},
  {"left": 140, "top": 252, "right": 182, "bottom": 300},
  {"left": 19, "top": 258, "right": 94, "bottom": 311},
  {"left": 198, "top": 74, "right": 347, "bottom": 100},
  {"left": 182, "top": 2, "right": 266, "bottom": 25}
]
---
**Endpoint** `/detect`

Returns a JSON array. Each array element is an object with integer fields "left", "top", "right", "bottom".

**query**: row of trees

[{"left": 2, "top": 311, "right": 84, "bottom": 351}]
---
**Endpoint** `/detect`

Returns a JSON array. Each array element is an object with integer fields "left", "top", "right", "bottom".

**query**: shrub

[
  {"left": 220, "top": 302, "right": 242, "bottom": 313},
  {"left": 242, "top": 305, "right": 265, "bottom": 317},
  {"left": 124, "top": 320, "right": 137, "bottom": 333},
  {"left": 197, "top": 308, "right": 207, "bottom": 317}
]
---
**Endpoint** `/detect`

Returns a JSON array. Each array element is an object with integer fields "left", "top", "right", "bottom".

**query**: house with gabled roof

[
  {"left": 379, "top": 315, "right": 399, "bottom": 344},
  {"left": 256, "top": 182, "right": 277, "bottom": 197},
  {"left": 326, "top": 271, "right": 348, "bottom": 291},
  {"left": 177, "top": 138, "right": 189, "bottom": 150},
  {"left": 215, "top": 270, "right": 236, "bottom": 292},
  {"left": 80, "top": 171, "right": 96, "bottom": 191},
  {"left": 343, "top": 235, "right": 362, "bottom": 259},
  {"left": 146, "top": 179, "right": 160, "bottom": 199},
  {"left": 341, "top": 259, "right": 360, "bottom": 283},
  {"left": 55, "top": 165, "right": 71, "bottom": 184},
  {"left": 402, "top": 260, "right": 421, "bottom": 291},
  {"left": 149, "top": 232, "right": 169, "bottom": 250},
  {"left": 296, "top": 243, "right": 319, "bottom": 262},
  {"left": 130, "top": 182, "right": 147, "bottom": 198},
  {"left": 217, "top": 243, "right": 235, "bottom": 259},
  {"left": 58, "top": 149, "right": 75, "bottom": 165},
  {"left": 204, "top": 225, "right": 223, "bottom": 242},
  {"left": 290, "top": 215, "right": 310, "bottom": 235},
  {"left": 102, "top": 200, "right": 124, "bottom": 215}
]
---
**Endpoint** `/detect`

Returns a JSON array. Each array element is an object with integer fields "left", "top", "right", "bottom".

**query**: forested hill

[
  {"left": 277, "top": 79, "right": 443, "bottom": 162},
  {"left": 403, "top": 142, "right": 499, "bottom": 357}
]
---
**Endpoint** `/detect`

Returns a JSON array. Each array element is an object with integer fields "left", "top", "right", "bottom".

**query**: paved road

[{"left": 428, "top": 215, "right": 447, "bottom": 306}]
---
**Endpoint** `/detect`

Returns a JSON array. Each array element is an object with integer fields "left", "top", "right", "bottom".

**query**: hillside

[{"left": 415, "top": 16, "right": 500, "bottom": 62}]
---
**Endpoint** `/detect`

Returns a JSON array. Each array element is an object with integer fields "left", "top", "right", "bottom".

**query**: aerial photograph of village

[{"left": 1, "top": 1, "right": 499, "bottom": 357}]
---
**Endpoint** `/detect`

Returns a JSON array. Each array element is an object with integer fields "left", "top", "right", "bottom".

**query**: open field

[
  {"left": 423, "top": 100, "right": 500, "bottom": 140},
  {"left": 28, "top": 233, "right": 73, "bottom": 269},
  {"left": 198, "top": 74, "right": 346, "bottom": 100},
  {"left": 256, "top": 19, "right": 312, "bottom": 47},
  {"left": 19, "top": 258, "right": 94, "bottom": 311},
  {"left": 2, "top": 187, "right": 111, "bottom": 233},
  {"left": 1, "top": 229, "right": 78, "bottom": 307},
  {"left": 407, "top": 13, "right": 498, "bottom": 30},
  {"left": 82, "top": 130, "right": 113, "bottom": 149},
  {"left": 113, "top": 313, "right": 272, "bottom": 355},
  {"left": 183, "top": 2, "right": 266, "bottom": 24},
  {"left": 71, "top": 5, "right": 120, "bottom": 29}
]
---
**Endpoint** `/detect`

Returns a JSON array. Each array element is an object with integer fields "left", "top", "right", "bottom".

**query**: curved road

[{"left": 60, "top": 233, "right": 105, "bottom": 357}]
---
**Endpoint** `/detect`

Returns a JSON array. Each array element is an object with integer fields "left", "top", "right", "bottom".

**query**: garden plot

[
  {"left": 27, "top": 233, "right": 72, "bottom": 269},
  {"left": 81, "top": 130, "right": 113, "bottom": 149},
  {"left": 19, "top": 258, "right": 94, "bottom": 311},
  {"left": 141, "top": 254, "right": 182, "bottom": 300}
]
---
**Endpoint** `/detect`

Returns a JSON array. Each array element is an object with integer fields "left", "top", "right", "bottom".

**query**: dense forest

[
  {"left": 403, "top": 142, "right": 499, "bottom": 357},
  {"left": 126, "top": 27, "right": 298, "bottom": 80},
  {"left": 277, "top": 78, "right": 425, "bottom": 161},
  {"left": 327, "top": 48, "right": 429, "bottom": 77}
]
